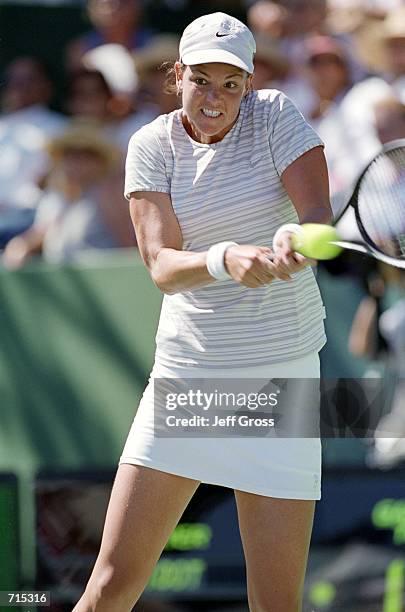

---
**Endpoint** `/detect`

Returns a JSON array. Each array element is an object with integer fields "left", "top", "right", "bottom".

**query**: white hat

[
  {"left": 179, "top": 12, "right": 256, "bottom": 74},
  {"left": 83, "top": 44, "right": 138, "bottom": 95}
]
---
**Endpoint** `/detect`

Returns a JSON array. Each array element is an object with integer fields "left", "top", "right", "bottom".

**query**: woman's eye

[
  {"left": 225, "top": 82, "right": 238, "bottom": 89},
  {"left": 195, "top": 78, "right": 207, "bottom": 86}
]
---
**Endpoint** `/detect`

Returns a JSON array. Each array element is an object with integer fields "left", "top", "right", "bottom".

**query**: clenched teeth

[{"left": 202, "top": 108, "right": 221, "bottom": 117}]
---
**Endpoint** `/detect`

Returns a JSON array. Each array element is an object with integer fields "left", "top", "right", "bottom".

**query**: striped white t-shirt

[{"left": 125, "top": 89, "right": 326, "bottom": 368}]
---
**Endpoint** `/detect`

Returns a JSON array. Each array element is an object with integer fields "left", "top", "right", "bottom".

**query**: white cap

[
  {"left": 83, "top": 44, "right": 138, "bottom": 96},
  {"left": 179, "top": 12, "right": 256, "bottom": 74}
]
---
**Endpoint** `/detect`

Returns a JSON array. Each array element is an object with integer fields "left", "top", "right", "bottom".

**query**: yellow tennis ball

[{"left": 291, "top": 224, "right": 343, "bottom": 260}]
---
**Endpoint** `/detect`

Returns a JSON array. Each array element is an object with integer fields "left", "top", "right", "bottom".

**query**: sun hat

[
  {"left": 305, "top": 36, "right": 348, "bottom": 62},
  {"left": 82, "top": 43, "right": 138, "bottom": 96},
  {"left": 179, "top": 12, "right": 256, "bottom": 74},
  {"left": 133, "top": 34, "right": 180, "bottom": 77},
  {"left": 381, "top": 7, "right": 405, "bottom": 41},
  {"left": 47, "top": 120, "right": 119, "bottom": 166},
  {"left": 254, "top": 34, "right": 289, "bottom": 73}
]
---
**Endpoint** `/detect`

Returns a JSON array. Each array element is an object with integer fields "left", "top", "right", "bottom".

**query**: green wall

[{"left": 0, "top": 250, "right": 162, "bottom": 472}]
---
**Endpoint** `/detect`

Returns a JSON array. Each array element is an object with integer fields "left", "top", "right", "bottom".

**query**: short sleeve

[
  {"left": 268, "top": 92, "right": 324, "bottom": 177},
  {"left": 124, "top": 122, "right": 170, "bottom": 200}
]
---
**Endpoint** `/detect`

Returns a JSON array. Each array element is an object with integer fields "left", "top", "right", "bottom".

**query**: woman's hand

[
  {"left": 224, "top": 244, "right": 292, "bottom": 288},
  {"left": 272, "top": 230, "right": 313, "bottom": 276}
]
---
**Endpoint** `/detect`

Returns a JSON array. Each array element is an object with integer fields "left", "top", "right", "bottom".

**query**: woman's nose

[{"left": 205, "top": 87, "right": 221, "bottom": 103}]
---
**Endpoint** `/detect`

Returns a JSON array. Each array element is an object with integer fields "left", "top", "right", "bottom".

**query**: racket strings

[{"left": 358, "top": 147, "right": 405, "bottom": 259}]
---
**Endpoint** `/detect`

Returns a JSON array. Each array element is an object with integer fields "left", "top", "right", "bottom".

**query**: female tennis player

[{"left": 74, "top": 12, "right": 332, "bottom": 612}]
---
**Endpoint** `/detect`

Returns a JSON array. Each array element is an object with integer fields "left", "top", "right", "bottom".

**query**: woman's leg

[
  {"left": 73, "top": 463, "right": 200, "bottom": 612},
  {"left": 234, "top": 490, "right": 315, "bottom": 612}
]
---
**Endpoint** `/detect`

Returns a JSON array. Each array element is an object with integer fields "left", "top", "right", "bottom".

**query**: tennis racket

[{"left": 294, "top": 139, "right": 405, "bottom": 269}]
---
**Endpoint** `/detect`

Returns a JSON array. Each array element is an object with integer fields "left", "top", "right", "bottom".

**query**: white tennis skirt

[{"left": 119, "top": 352, "right": 322, "bottom": 500}]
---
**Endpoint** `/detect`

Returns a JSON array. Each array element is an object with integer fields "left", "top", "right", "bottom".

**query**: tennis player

[{"left": 73, "top": 12, "right": 332, "bottom": 612}]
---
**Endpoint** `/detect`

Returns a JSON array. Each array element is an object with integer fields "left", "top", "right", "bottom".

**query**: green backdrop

[{"left": 0, "top": 250, "right": 162, "bottom": 472}]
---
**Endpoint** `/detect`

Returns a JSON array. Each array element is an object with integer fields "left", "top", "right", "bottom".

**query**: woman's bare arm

[
  {"left": 2, "top": 226, "right": 46, "bottom": 269},
  {"left": 130, "top": 191, "right": 285, "bottom": 294},
  {"left": 130, "top": 191, "right": 215, "bottom": 294},
  {"left": 273, "top": 146, "right": 333, "bottom": 270},
  {"left": 281, "top": 146, "right": 332, "bottom": 225}
]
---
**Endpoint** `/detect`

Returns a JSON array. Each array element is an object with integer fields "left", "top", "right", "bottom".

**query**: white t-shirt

[
  {"left": 125, "top": 89, "right": 326, "bottom": 369},
  {"left": 34, "top": 188, "right": 119, "bottom": 263},
  {"left": 0, "top": 105, "right": 66, "bottom": 210}
]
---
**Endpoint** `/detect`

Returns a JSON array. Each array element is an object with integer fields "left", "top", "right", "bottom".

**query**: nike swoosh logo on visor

[{"left": 216, "top": 32, "right": 230, "bottom": 37}]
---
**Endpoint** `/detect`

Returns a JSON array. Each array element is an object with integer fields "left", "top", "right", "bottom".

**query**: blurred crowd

[
  {"left": 0, "top": 0, "right": 405, "bottom": 268},
  {"left": 1, "top": 0, "right": 405, "bottom": 271}
]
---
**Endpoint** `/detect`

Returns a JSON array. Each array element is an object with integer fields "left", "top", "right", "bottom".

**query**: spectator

[
  {"left": 306, "top": 36, "right": 353, "bottom": 120},
  {"left": 328, "top": 7, "right": 405, "bottom": 184},
  {"left": 0, "top": 57, "right": 65, "bottom": 247},
  {"left": 252, "top": 33, "right": 317, "bottom": 114},
  {"left": 248, "top": 1, "right": 364, "bottom": 86},
  {"left": 2, "top": 120, "right": 135, "bottom": 269},
  {"left": 277, "top": 34, "right": 365, "bottom": 211},
  {"left": 327, "top": 0, "right": 402, "bottom": 14},
  {"left": 63, "top": 66, "right": 149, "bottom": 152},
  {"left": 283, "top": 0, "right": 328, "bottom": 38},
  {"left": 304, "top": 36, "right": 358, "bottom": 202},
  {"left": 373, "top": 96, "right": 405, "bottom": 143},
  {"left": 326, "top": 2, "right": 387, "bottom": 75},
  {"left": 247, "top": 1, "right": 295, "bottom": 39},
  {"left": 65, "top": 0, "right": 153, "bottom": 73},
  {"left": 346, "top": 93, "right": 405, "bottom": 466},
  {"left": 82, "top": 44, "right": 139, "bottom": 124},
  {"left": 1, "top": 56, "right": 54, "bottom": 115},
  {"left": 133, "top": 34, "right": 180, "bottom": 116},
  {"left": 109, "top": 33, "right": 183, "bottom": 148},
  {"left": 64, "top": 68, "right": 115, "bottom": 124},
  {"left": 248, "top": 0, "right": 329, "bottom": 57},
  {"left": 251, "top": 33, "right": 289, "bottom": 89},
  {"left": 372, "top": 276, "right": 405, "bottom": 466},
  {"left": 381, "top": 6, "right": 405, "bottom": 98}
]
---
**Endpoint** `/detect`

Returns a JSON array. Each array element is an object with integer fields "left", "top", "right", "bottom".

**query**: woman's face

[
  {"left": 67, "top": 74, "right": 112, "bottom": 122},
  {"left": 175, "top": 62, "right": 252, "bottom": 144},
  {"left": 307, "top": 55, "right": 349, "bottom": 100},
  {"left": 60, "top": 148, "right": 106, "bottom": 186}
]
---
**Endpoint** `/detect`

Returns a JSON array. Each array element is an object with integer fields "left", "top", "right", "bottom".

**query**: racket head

[{"left": 348, "top": 139, "right": 405, "bottom": 268}]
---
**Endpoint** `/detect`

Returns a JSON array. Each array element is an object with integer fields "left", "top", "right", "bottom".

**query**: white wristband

[
  {"left": 272, "top": 223, "right": 302, "bottom": 252},
  {"left": 206, "top": 241, "right": 238, "bottom": 280}
]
